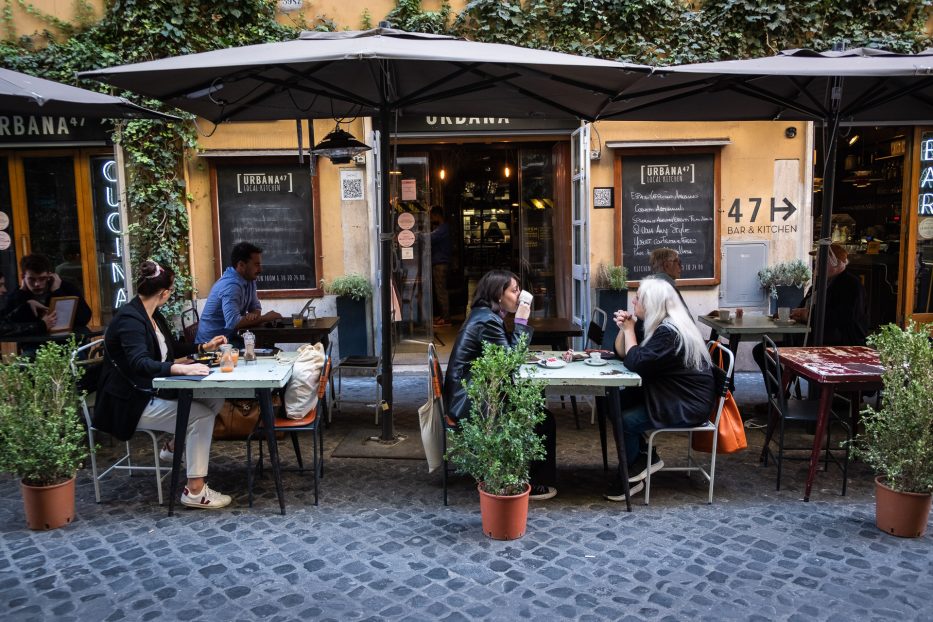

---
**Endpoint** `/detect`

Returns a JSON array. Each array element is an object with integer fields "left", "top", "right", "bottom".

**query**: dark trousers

[
  {"left": 530, "top": 408, "right": 558, "bottom": 487},
  {"left": 432, "top": 263, "right": 450, "bottom": 320}
]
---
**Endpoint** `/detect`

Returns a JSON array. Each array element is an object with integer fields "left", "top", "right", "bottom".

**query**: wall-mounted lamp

[
  {"left": 848, "top": 134, "right": 860, "bottom": 146},
  {"left": 439, "top": 168, "right": 446, "bottom": 180},
  {"left": 784, "top": 127, "right": 797, "bottom": 139},
  {"left": 504, "top": 165, "right": 511, "bottom": 178},
  {"left": 310, "top": 122, "right": 371, "bottom": 164}
]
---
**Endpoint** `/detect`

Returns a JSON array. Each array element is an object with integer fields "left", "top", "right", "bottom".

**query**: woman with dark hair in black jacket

[
  {"left": 442, "top": 269, "right": 558, "bottom": 500},
  {"left": 93, "top": 260, "right": 231, "bottom": 509}
]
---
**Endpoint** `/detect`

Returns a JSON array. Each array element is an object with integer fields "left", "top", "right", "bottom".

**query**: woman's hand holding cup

[{"left": 516, "top": 289, "right": 533, "bottom": 321}]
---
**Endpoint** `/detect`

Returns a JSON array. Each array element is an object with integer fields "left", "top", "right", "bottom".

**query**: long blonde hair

[{"left": 638, "top": 277, "right": 710, "bottom": 370}]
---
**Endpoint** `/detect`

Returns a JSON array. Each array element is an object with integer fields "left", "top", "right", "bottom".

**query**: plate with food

[
  {"left": 538, "top": 357, "right": 567, "bottom": 369},
  {"left": 584, "top": 358, "right": 607, "bottom": 367}
]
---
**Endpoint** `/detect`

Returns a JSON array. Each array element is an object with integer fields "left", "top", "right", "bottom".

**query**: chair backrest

[
  {"left": 71, "top": 338, "right": 104, "bottom": 427},
  {"left": 180, "top": 304, "right": 199, "bottom": 344},
  {"left": 760, "top": 335, "right": 788, "bottom": 418},
  {"left": 427, "top": 343, "right": 444, "bottom": 400},
  {"left": 587, "top": 308, "right": 608, "bottom": 348},
  {"left": 706, "top": 341, "right": 735, "bottom": 425},
  {"left": 317, "top": 354, "right": 332, "bottom": 400}
]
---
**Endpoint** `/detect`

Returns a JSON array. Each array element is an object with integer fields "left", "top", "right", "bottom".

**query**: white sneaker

[
  {"left": 180, "top": 484, "right": 232, "bottom": 509},
  {"left": 605, "top": 480, "right": 644, "bottom": 502},
  {"left": 160, "top": 440, "right": 184, "bottom": 464}
]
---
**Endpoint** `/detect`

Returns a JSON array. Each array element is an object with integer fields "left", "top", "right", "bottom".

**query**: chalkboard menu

[
  {"left": 215, "top": 163, "right": 316, "bottom": 291},
  {"left": 621, "top": 153, "right": 717, "bottom": 283}
]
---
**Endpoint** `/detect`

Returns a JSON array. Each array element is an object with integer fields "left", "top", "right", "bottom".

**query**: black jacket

[
  {"left": 92, "top": 297, "right": 197, "bottom": 441},
  {"left": 442, "top": 305, "right": 533, "bottom": 422},
  {"left": 3, "top": 280, "right": 91, "bottom": 332},
  {"left": 622, "top": 323, "right": 714, "bottom": 428},
  {"left": 0, "top": 303, "right": 44, "bottom": 338},
  {"left": 800, "top": 269, "right": 868, "bottom": 346}
]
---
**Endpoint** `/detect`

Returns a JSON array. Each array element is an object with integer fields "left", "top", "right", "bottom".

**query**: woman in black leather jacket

[
  {"left": 93, "top": 260, "right": 231, "bottom": 509},
  {"left": 443, "top": 269, "right": 558, "bottom": 500}
]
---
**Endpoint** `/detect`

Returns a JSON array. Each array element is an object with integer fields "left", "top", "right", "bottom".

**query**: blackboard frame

[
  {"left": 210, "top": 157, "right": 323, "bottom": 299},
  {"left": 613, "top": 147, "right": 722, "bottom": 287}
]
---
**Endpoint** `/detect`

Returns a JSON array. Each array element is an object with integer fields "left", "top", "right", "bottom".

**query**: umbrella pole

[
  {"left": 378, "top": 106, "right": 396, "bottom": 441},
  {"left": 811, "top": 108, "right": 842, "bottom": 347}
]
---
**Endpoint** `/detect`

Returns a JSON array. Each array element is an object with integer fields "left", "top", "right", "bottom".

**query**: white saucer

[
  {"left": 773, "top": 319, "right": 796, "bottom": 326},
  {"left": 538, "top": 359, "right": 567, "bottom": 369},
  {"left": 584, "top": 358, "right": 607, "bottom": 366}
]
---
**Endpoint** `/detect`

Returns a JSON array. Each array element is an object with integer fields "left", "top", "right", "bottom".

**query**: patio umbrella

[
  {"left": 0, "top": 67, "right": 173, "bottom": 119},
  {"left": 79, "top": 27, "right": 655, "bottom": 440},
  {"left": 600, "top": 47, "right": 933, "bottom": 345}
]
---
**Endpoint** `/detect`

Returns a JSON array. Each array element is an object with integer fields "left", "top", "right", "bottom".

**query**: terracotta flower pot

[
  {"left": 875, "top": 476, "right": 932, "bottom": 538},
  {"left": 478, "top": 483, "right": 530, "bottom": 540},
  {"left": 21, "top": 477, "right": 76, "bottom": 531}
]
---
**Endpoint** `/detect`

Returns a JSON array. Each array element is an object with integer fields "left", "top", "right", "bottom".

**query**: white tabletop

[
  {"left": 518, "top": 351, "right": 641, "bottom": 395},
  {"left": 153, "top": 355, "right": 294, "bottom": 397}
]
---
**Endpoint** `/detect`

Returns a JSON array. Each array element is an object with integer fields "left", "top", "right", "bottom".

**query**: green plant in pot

[
  {"left": 445, "top": 337, "right": 545, "bottom": 540},
  {"left": 322, "top": 273, "right": 373, "bottom": 358},
  {"left": 595, "top": 263, "right": 628, "bottom": 349},
  {"left": 0, "top": 339, "right": 86, "bottom": 530},
  {"left": 851, "top": 321, "right": 933, "bottom": 537},
  {"left": 757, "top": 259, "right": 811, "bottom": 314}
]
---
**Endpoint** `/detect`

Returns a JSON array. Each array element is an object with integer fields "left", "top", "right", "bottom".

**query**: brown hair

[
  {"left": 471, "top": 269, "right": 520, "bottom": 315},
  {"left": 20, "top": 254, "right": 52, "bottom": 274},
  {"left": 136, "top": 260, "right": 175, "bottom": 296}
]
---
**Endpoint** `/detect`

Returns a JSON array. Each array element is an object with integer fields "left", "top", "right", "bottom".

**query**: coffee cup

[
  {"left": 777, "top": 307, "right": 791, "bottom": 322},
  {"left": 590, "top": 351, "right": 602, "bottom": 362},
  {"left": 519, "top": 290, "right": 533, "bottom": 306},
  {"left": 718, "top": 309, "right": 732, "bottom": 322}
]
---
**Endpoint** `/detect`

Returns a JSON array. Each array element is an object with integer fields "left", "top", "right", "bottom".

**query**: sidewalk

[{"left": 1, "top": 373, "right": 930, "bottom": 621}]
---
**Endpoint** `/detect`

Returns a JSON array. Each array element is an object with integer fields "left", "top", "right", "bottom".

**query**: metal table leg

[{"left": 167, "top": 389, "right": 192, "bottom": 517}]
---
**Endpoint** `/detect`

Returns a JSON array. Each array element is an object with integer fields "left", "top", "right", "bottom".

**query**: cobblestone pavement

[{"left": 1, "top": 373, "right": 931, "bottom": 621}]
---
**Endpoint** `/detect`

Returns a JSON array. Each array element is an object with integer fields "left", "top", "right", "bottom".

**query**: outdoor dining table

[
  {"left": 0, "top": 325, "right": 104, "bottom": 357},
  {"left": 249, "top": 316, "right": 339, "bottom": 350},
  {"left": 519, "top": 352, "right": 642, "bottom": 511},
  {"left": 697, "top": 313, "right": 810, "bottom": 351},
  {"left": 153, "top": 353, "right": 297, "bottom": 516},
  {"left": 774, "top": 346, "right": 884, "bottom": 501}
]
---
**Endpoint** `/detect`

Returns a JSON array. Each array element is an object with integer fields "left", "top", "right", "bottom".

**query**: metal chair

[
  {"left": 247, "top": 351, "right": 330, "bottom": 506},
  {"left": 586, "top": 308, "right": 608, "bottom": 425},
  {"left": 643, "top": 341, "right": 735, "bottom": 505},
  {"left": 760, "top": 335, "right": 851, "bottom": 493},
  {"left": 72, "top": 340, "right": 169, "bottom": 504},
  {"left": 428, "top": 343, "right": 457, "bottom": 506},
  {"left": 333, "top": 354, "right": 382, "bottom": 424}
]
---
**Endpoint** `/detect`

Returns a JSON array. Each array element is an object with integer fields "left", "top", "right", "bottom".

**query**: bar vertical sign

[{"left": 920, "top": 135, "right": 933, "bottom": 216}]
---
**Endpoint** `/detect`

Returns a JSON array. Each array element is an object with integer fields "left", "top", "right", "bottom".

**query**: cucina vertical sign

[{"left": 94, "top": 158, "right": 128, "bottom": 311}]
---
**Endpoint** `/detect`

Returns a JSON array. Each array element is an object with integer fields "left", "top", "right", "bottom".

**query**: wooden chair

[
  {"left": 247, "top": 352, "right": 331, "bottom": 506},
  {"left": 428, "top": 343, "right": 457, "bottom": 506}
]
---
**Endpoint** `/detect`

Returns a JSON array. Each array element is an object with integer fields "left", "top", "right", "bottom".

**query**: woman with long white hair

[{"left": 606, "top": 276, "right": 714, "bottom": 501}]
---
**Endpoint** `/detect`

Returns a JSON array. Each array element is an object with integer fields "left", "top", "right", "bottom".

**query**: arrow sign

[{"left": 771, "top": 197, "right": 797, "bottom": 221}]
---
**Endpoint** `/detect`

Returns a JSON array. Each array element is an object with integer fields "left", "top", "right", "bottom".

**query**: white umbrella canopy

[
  {"left": 0, "top": 67, "right": 174, "bottom": 118},
  {"left": 81, "top": 27, "right": 656, "bottom": 440},
  {"left": 602, "top": 47, "right": 933, "bottom": 346},
  {"left": 80, "top": 28, "right": 653, "bottom": 123}
]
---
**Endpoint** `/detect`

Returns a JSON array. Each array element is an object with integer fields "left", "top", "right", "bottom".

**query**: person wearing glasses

[
  {"left": 1, "top": 253, "right": 91, "bottom": 336},
  {"left": 649, "top": 247, "right": 688, "bottom": 311},
  {"left": 93, "top": 260, "right": 231, "bottom": 509},
  {"left": 607, "top": 278, "right": 715, "bottom": 502}
]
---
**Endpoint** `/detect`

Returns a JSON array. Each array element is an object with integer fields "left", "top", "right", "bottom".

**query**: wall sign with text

[
  {"left": 620, "top": 153, "right": 717, "bottom": 282},
  {"left": 215, "top": 163, "right": 316, "bottom": 291}
]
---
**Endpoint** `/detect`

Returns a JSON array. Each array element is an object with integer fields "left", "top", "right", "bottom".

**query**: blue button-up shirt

[{"left": 195, "top": 267, "right": 261, "bottom": 342}]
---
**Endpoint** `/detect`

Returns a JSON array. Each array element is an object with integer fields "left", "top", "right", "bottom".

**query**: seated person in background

[
  {"left": 93, "top": 260, "right": 231, "bottom": 509},
  {"left": 752, "top": 243, "right": 868, "bottom": 374},
  {"left": 648, "top": 247, "right": 688, "bottom": 311},
  {"left": 55, "top": 243, "right": 84, "bottom": 295},
  {"left": 0, "top": 274, "right": 57, "bottom": 337},
  {"left": 2, "top": 253, "right": 91, "bottom": 335},
  {"left": 607, "top": 277, "right": 715, "bottom": 502},
  {"left": 443, "top": 269, "right": 558, "bottom": 501},
  {"left": 195, "top": 242, "right": 282, "bottom": 344}
]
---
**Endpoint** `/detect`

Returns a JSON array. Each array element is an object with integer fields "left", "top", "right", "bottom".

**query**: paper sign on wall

[{"left": 401, "top": 179, "right": 417, "bottom": 201}]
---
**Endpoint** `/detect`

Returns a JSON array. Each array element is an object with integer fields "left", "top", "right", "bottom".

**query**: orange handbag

[{"left": 692, "top": 346, "right": 747, "bottom": 454}]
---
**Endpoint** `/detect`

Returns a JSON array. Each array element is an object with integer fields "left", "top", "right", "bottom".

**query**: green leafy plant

[
  {"left": 322, "top": 273, "right": 374, "bottom": 300},
  {"left": 0, "top": 339, "right": 86, "bottom": 487},
  {"left": 850, "top": 321, "right": 933, "bottom": 494},
  {"left": 595, "top": 263, "right": 628, "bottom": 291},
  {"left": 757, "top": 259, "right": 811, "bottom": 298},
  {"left": 445, "top": 336, "right": 545, "bottom": 496}
]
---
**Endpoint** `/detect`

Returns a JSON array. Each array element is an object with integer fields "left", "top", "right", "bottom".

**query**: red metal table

[{"left": 776, "top": 346, "right": 884, "bottom": 501}]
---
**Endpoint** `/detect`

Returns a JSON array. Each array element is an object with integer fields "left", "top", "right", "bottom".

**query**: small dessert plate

[
  {"left": 584, "top": 358, "right": 607, "bottom": 367},
  {"left": 538, "top": 358, "right": 567, "bottom": 369}
]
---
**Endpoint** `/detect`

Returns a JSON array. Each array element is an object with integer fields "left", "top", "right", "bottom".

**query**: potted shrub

[
  {"left": 445, "top": 337, "right": 545, "bottom": 540},
  {"left": 322, "top": 273, "right": 374, "bottom": 357},
  {"left": 757, "top": 259, "right": 811, "bottom": 314},
  {"left": 594, "top": 263, "right": 628, "bottom": 349},
  {"left": 851, "top": 321, "right": 933, "bottom": 538},
  {"left": 0, "top": 339, "right": 86, "bottom": 530}
]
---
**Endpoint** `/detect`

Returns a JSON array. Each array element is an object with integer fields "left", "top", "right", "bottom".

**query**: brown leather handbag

[{"left": 212, "top": 399, "right": 262, "bottom": 440}]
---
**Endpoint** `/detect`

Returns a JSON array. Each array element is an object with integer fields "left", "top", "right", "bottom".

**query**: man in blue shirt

[{"left": 196, "top": 242, "right": 282, "bottom": 344}]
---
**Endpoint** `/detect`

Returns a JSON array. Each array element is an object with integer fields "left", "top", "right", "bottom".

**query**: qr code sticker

[
  {"left": 593, "top": 187, "right": 613, "bottom": 208},
  {"left": 340, "top": 170, "right": 364, "bottom": 201}
]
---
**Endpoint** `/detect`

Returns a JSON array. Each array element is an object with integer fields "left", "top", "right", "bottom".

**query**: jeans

[{"left": 618, "top": 403, "right": 654, "bottom": 467}]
